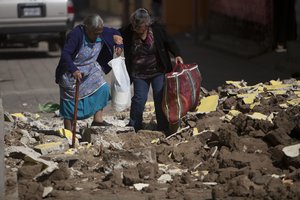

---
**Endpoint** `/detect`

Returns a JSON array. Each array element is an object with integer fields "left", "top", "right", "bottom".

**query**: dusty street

[
  {"left": 1, "top": 15, "right": 300, "bottom": 200},
  {"left": 3, "top": 78, "right": 300, "bottom": 200}
]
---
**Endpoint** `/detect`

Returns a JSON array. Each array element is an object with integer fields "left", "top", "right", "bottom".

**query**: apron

[{"left": 59, "top": 35, "right": 106, "bottom": 101}]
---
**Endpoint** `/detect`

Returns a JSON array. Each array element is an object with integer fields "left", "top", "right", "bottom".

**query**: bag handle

[
  {"left": 172, "top": 62, "right": 198, "bottom": 73},
  {"left": 172, "top": 62, "right": 186, "bottom": 73}
]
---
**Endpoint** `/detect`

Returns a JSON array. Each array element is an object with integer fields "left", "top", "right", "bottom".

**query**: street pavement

[{"left": 0, "top": 15, "right": 299, "bottom": 114}]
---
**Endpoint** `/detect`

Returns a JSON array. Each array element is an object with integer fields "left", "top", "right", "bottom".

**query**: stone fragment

[
  {"left": 157, "top": 174, "right": 172, "bottom": 184},
  {"left": 34, "top": 142, "right": 65, "bottom": 155}
]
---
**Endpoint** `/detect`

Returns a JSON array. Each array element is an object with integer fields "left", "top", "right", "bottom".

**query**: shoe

[
  {"left": 91, "top": 121, "right": 113, "bottom": 127},
  {"left": 275, "top": 45, "right": 287, "bottom": 53}
]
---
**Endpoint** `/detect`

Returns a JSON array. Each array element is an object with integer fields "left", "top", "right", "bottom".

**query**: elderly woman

[
  {"left": 120, "top": 8, "right": 183, "bottom": 133},
  {"left": 55, "top": 14, "right": 123, "bottom": 130}
]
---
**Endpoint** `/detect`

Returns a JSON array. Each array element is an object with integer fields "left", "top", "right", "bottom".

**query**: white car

[{"left": 0, "top": 0, "right": 75, "bottom": 51}]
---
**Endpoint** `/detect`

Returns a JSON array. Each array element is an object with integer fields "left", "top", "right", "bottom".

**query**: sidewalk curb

[{"left": 0, "top": 98, "right": 5, "bottom": 200}]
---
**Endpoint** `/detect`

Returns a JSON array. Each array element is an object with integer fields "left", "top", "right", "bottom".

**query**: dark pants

[
  {"left": 273, "top": 0, "right": 297, "bottom": 46},
  {"left": 129, "top": 74, "right": 169, "bottom": 132}
]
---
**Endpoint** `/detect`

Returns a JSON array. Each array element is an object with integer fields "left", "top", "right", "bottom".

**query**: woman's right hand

[{"left": 73, "top": 70, "right": 82, "bottom": 82}]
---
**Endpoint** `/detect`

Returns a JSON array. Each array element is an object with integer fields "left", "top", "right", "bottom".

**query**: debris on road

[{"left": 3, "top": 78, "right": 300, "bottom": 200}]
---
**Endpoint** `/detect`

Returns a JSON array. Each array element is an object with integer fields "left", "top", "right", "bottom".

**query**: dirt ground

[{"left": 3, "top": 78, "right": 300, "bottom": 200}]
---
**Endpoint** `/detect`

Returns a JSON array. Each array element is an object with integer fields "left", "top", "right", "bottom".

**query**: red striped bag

[{"left": 162, "top": 63, "right": 202, "bottom": 124}]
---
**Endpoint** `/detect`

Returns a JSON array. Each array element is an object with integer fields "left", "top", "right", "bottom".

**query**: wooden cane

[{"left": 72, "top": 79, "right": 79, "bottom": 148}]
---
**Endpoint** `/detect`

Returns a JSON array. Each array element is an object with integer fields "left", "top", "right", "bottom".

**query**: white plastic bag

[{"left": 108, "top": 56, "right": 131, "bottom": 112}]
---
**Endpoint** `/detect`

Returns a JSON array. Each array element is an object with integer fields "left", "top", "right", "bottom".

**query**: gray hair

[
  {"left": 83, "top": 14, "right": 104, "bottom": 30},
  {"left": 130, "top": 8, "right": 152, "bottom": 28}
]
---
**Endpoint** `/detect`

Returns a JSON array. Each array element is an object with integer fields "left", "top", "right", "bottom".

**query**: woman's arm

[{"left": 60, "top": 27, "right": 82, "bottom": 74}]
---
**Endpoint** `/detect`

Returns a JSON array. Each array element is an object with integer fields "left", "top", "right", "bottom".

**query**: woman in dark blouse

[{"left": 120, "top": 8, "right": 183, "bottom": 133}]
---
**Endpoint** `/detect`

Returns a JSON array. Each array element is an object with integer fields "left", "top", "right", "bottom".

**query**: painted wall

[
  {"left": 163, "top": 0, "right": 194, "bottom": 33},
  {"left": 209, "top": 0, "right": 272, "bottom": 25}
]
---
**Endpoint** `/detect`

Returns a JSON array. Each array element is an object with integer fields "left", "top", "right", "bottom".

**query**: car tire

[
  {"left": 48, "top": 41, "right": 59, "bottom": 52},
  {"left": 58, "top": 31, "right": 67, "bottom": 49}
]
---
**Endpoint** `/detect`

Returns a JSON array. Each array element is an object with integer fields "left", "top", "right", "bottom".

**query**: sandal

[{"left": 91, "top": 121, "right": 113, "bottom": 127}]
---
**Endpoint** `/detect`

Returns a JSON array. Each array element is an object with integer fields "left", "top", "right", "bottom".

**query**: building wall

[
  {"left": 89, "top": 0, "right": 151, "bottom": 15},
  {"left": 296, "top": 0, "right": 300, "bottom": 40},
  {"left": 163, "top": 0, "right": 193, "bottom": 34},
  {"left": 210, "top": 0, "right": 272, "bottom": 25},
  {"left": 208, "top": 0, "right": 273, "bottom": 47}
]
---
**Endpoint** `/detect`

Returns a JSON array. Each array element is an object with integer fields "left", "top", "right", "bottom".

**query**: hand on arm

[
  {"left": 113, "top": 35, "right": 123, "bottom": 45},
  {"left": 113, "top": 35, "right": 124, "bottom": 57}
]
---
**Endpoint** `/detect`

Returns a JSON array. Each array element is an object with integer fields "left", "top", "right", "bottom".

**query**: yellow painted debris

[
  {"left": 58, "top": 128, "right": 79, "bottom": 145},
  {"left": 78, "top": 142, "right": 92, "bottom": 150},
  {"left": 225, "top": 81, "right": 243, "bottom": 89},
  {"left": 279, "top": 103, "right": 289, "bottom": 109},
  {"left": 257, "top": 85, "right": 265, "bottom": 92},
  {"left": 250, "top": 102, "right": 260, "bottom": 109},
  {"left": 247, "top": 112, "right": 274, "bottom": 123},
  {"left": 268, "top": 90, "right": 287, "bottom": 95},
  {"left": 294, "top": 91, "right": 300, "bottom": 97},
  {"left": 64, "top": 148, "right": 78, "bottom": 155},
  {"left": 237, "top": 93, "right": 258, "bottom": 104},
  {"left": 193, "top": 127, "right": 199, "bottom": 136},
  {"left": 34, "top": 113, "right": 40, "bottom": 119},
  {"left": 222, "top": 110, "right": 241, "bottom": 122},
  {"left": 229, "top": 110, "right": 241, "bottom": 116},
  {"left": 287, "top": 98, "right": 300, "bottom": 106},
  {"left": 34, "top": 142, "right": 64, "bottom": 155},
  {"left": 35, "top": 141, "right": 62, "bottom": 149},
  {"left": 264, "top": 84, "right": 292, "bottom": 91},
  {"left": 151, "top": 138, "right": 160, "bottom": 144},
  {"left": 196, "top": 95, "right": 219, "bottom": 113},
  {"left": 270, "top": 80, "right": 282, "bottom": 85},
  {"left": 11, "top": 113, "right": 26, "bottom": 118},
  {"left": 145, "top": 101, "right": 155, "bottom": 112}
]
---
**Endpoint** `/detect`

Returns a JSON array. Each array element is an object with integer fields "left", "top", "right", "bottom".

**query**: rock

[{"left": 157, "top": 174, "right": 172, "bottom": 184}]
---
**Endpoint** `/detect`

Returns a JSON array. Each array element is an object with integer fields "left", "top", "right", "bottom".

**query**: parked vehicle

[{"left": 0, "top": 0, "right": 75, "bottom": 51}]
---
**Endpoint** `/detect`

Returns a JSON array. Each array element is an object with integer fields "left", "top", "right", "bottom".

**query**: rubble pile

[{"left": 3, "top": 78, "right": 300, "bottom": 200}]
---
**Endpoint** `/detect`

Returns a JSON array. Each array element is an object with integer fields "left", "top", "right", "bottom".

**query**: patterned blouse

[{"left": 131, "top": 28, "right": 163, "bottom": 79}]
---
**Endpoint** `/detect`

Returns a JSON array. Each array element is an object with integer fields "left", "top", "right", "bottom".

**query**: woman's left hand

[
  {"left": 115, "top": 47, "right": 123, "bottom": 57},
  {"left": 175, "top": 56, "right": 184, "bottom": 64}
]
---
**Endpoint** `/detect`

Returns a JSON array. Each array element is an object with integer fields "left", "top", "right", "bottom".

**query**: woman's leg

[
  {"left": 129, "top": 78, "right": 150, "bottom": 131},
  {"left": 64, "top": 119, "right": 72, "bottom": 131},
  {"left": 151, "top": 74, "right": 169, "bottom": 132},
  {"left": 93, "top": 109, "right": 103, "bottom": 122}
]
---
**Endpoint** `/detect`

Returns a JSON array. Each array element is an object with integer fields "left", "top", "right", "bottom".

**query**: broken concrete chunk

[
  {"left": 34, "top": 142, "right": 65, "bottom": 155},
  {"left": 5, "top": 146, "right": 58, "bottom": 180},
  {"left": 133, "top": 183, "right": 149, "bottom": 191},
  {"left": 157, "top": 174, "right": 172, "bottom": 184},
  {"left": 42, "top": 186, "right": 53, "bottom": 198},
  {"left": 282, "top": 143, "right": 300, "bottom": 158},
  {"left": 4, "top": 112, "right": 14, "bottom": 122}
]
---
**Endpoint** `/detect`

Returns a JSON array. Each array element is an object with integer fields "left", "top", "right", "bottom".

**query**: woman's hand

[
  {"left": 113, "top": 35, "right": 123, "bottom": 45},
  {"left": 114, "top": 46, "right": 123, "bottom": 57},
  {"left": 175, "top": 56, "right": 184, "bottom": 64},
  {"left": 113, "top": 35, "right": 123, "bottom": 57},
  {"left": 73, "top": 70, "right": 82, "bottom": 82}
]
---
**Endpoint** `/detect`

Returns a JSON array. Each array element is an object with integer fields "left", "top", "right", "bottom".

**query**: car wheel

[
  {"left": 48, "top": 41, "right": 59, "bottom": 52},
  {"left": 58, "top": 32, "right": 67, "bottom": 49}
]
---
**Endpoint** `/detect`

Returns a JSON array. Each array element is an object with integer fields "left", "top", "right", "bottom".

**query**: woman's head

[
  {"left": 130, "top": 8, "right": 152, "bottom": 35},
  {"left": 83, "top": 14, "right": 104, "bottom": 42}
]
